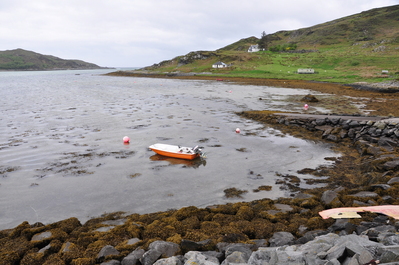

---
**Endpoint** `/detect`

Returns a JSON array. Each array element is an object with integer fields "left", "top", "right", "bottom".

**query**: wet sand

[{"left": 107, "top": 71, "right": 399, "bottom": 117}]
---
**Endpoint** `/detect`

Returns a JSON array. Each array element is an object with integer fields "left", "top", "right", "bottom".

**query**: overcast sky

[{"left": 1, "top": 0, "right": 398, "bottom": 67}]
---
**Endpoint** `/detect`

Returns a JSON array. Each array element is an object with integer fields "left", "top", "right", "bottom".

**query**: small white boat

[{"left": 149, "top": 143, "right": 204, "bottom": 160}]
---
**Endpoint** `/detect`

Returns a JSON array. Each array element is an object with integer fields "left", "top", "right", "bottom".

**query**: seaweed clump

[{"left": 223, "top": 187, "right": 248, "bottom": 198}]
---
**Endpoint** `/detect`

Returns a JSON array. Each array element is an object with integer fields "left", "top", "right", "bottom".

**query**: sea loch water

[{"left": 0, "top": 69, "right": 337, "bottom": 229}]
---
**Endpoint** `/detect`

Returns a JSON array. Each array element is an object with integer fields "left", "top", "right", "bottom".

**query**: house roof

[{"left": 213, "top": 61, "right": 226, "bottom": 65}]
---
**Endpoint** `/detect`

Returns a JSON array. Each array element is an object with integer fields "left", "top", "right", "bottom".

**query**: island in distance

[{"left": 0, "top": 48, "right": 111, "bottom": 71}]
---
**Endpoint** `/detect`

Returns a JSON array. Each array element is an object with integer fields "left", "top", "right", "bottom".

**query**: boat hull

[{"left": 149, "top": 144, "right": 200, "bottom": 160}]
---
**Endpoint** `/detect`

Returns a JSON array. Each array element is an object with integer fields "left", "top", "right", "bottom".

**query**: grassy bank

[{"left": 142, "top": 47, "right": 399, "bottom": 84}]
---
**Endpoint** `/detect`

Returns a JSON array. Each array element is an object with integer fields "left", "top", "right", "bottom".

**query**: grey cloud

[{"left": 0, "top": 0, "right": 397, "bottom": 66}]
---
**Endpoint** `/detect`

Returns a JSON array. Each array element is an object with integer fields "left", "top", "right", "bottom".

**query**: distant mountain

[{"left": 0, "top": 49, "right": 106, "bottom": 70}]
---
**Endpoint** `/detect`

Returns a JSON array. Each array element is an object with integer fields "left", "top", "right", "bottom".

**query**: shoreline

[
  {"left": 105, "top": 70, "right": 399, "bottom": 95},
  {"left": 106, "top": 71, "right": 399, "bottom": 117}
]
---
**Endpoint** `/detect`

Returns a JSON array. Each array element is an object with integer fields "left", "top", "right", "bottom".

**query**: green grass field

[{"left": 146, "top": 46, "right": 398, "bottom": 84}]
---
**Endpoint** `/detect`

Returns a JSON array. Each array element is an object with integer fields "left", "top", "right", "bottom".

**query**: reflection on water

[
  {"left": 149, "top": 154, "right": 207, "bottom": 168},
  {"left": 0, "top": 69, "right": 338, "bottom": 229}
]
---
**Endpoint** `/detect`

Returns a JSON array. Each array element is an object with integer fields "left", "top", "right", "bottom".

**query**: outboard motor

[{"left": 192, "top": 145, "right": 204, "bottom": 154}]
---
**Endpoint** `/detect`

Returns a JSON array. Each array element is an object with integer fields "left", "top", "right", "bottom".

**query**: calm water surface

[{"left": 0, "top": 69, "right": 337, "bottom": 229}]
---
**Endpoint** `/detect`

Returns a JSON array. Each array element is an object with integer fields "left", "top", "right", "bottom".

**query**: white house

[
  {"left": 248, "top": 45, "right": 260, "bottom": 52},
  {"left": 212, "top": 62, "right": 227, "bottom": 68}
]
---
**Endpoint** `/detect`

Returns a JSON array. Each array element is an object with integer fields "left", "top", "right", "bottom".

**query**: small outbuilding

[
  {"left": 212, "top": 62, "right": 227, "bottom": 68},
  {"left": 297, "top": 68, "right": 315, "bottom": 74}
]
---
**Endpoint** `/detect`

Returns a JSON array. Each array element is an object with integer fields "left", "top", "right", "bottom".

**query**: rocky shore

[
  {"left": 347, "top": 81, "right": 399, "bottom": 93},
  {"left": 8, "top": 215, "right": 399, "bottom": 265},
  {"left": 3, "top": 75, "right": 399, "bottom": 265}
]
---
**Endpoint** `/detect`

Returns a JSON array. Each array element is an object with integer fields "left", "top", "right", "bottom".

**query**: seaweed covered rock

[
  {"left": 97, "top": 245, "right": 120, "bottom": 262},
  {"left": 301, "top": 94, "right": 319, "bottom": 102}
]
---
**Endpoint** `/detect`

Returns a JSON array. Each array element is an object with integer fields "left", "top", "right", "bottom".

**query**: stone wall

[{"left": 275, "top": 115, "right": 399, "bottom": 172}]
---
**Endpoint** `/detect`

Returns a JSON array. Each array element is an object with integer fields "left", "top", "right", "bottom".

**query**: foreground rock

[{"left": 2, "top": 213, "right": 399, "bottom": 264}]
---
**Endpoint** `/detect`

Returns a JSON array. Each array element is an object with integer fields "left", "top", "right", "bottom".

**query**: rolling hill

[
  {"left": 142, "top": 4, "right": 399, "bottom": 84},
  {"left": 0, "top": 49, "right": 105, "bottom": 70}
]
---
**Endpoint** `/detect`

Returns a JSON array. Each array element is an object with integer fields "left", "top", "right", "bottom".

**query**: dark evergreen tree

[{"left": 258, "top": 31, "right": 268, "bottom": 50}]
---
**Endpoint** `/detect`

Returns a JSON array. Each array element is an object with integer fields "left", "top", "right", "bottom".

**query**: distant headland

[{"left": 0, "top": 48, "right": 111, "bottom": 71}]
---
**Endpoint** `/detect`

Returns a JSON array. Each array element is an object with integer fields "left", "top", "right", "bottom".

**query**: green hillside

[
  {"left": 0, "top": 49, "right": 104, "bottom": 70},
  {"left": 143, "top": 5, "right": 399, "bottom": 84}
]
